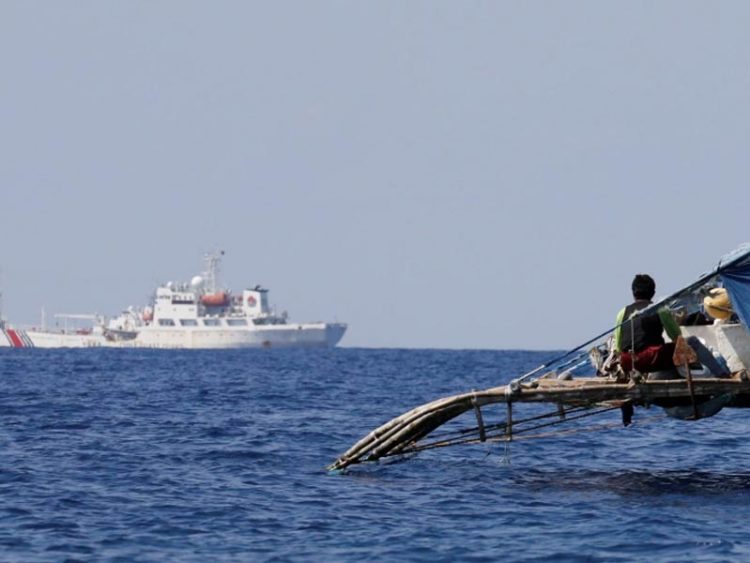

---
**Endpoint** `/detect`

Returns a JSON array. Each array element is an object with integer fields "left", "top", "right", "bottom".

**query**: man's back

[{"left": 615, "top": 301, "right": 666, "bottom": 353}]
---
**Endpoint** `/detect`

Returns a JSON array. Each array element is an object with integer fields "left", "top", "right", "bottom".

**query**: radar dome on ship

[{"left": 191, "top": 275, "right": 204, "bottom": 288}]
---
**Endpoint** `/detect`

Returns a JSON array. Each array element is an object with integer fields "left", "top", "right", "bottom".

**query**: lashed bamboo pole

[
  {"left": 330, "top": 393, "right": 485, "bottom": 469},
  {"left": 373, "top": 402, "right": 470, "bottom": 459},
  {"left": 331, "top": 384, "right": 513, "bottom": 466},
  {"left": 331, "top": 391, "right": 487, "bottom": 466}
]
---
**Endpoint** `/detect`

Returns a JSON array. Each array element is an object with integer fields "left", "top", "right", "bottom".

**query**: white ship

[{"left": 0, "top": 252, "right": 347, "bottom": 349}]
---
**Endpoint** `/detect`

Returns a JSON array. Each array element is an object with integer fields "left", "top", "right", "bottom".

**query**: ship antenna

[{"left": 203, "top": 250, "right": 225, "bottom": 293}]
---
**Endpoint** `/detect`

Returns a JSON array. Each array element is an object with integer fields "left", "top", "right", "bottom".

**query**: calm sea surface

[{"left": 1, "top": 347, "right": 750, "bottom": 561}]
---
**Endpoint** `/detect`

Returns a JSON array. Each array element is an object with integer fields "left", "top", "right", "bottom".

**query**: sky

[{"left": 1, "top": 1, "right": 749, "bottom": 350}]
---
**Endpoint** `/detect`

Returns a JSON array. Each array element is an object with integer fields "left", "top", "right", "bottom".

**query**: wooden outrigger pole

[{"left": 329, "top": 244, "right": 750, "bottom": 471}]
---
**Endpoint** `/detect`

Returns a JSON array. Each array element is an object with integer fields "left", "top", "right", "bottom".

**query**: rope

[
  {"left": 400, "top": 405, "right": 623, "bottom": 454},
  {"left": 397, "top": 411, "right": 668, "bottom": 455},
  {"left": 420, "top": 404, "right": 597, "bottom": 444},
  {"left": 505, "top": 405, "right": 622, "bottom": 437},
  {"left": 488, "top": 411, "right": 667, "bottom": 442}
]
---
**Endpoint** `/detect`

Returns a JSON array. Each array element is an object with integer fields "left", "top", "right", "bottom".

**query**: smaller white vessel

[{"left": 0, "top": 251, "right": 347, "bottom": 349}]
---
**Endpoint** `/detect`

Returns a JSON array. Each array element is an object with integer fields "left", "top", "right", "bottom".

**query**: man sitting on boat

[{"left": 614, "top": 274, "right": 729, "bottom": 377}]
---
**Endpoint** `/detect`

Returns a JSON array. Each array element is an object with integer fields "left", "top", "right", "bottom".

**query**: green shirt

[{"left": 613, "top": 303, "right": 681, "bottom": 353}]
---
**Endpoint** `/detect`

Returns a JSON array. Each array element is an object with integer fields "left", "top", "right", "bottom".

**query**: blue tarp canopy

[{"left": 719, "top": 244, "right": 750, "bottom": 331}]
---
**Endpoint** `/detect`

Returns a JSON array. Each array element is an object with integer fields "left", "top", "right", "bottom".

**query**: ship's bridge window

[
  {"left": 202, "top": 318, "right": 221, "bottom": 326},
  {"left": 226, "top": 318, "right": 247, "bottom": 326},
  {"left": 158, "top": 319, "right": 175, "bottom": 326},
  {"left": 179, "top": 319, "right": 198, "bottom": 326}
]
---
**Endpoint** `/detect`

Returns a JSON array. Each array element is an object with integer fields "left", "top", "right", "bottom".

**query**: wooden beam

[{"left": 470, "top": 377, "right": 750, "bottom": 407}]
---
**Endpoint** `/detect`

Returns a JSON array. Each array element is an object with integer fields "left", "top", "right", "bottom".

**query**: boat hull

[{"left": 0, "top": 323, "right": 347, "bottom": 349}]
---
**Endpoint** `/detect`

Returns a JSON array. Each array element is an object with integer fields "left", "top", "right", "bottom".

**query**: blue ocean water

[{"left": 2, "top": 348, "right": 750, "bottom": 562}]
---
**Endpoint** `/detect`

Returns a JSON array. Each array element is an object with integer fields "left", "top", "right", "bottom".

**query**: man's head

[{"left": 632, "top": 274, "right": 656, "bottom": 300}]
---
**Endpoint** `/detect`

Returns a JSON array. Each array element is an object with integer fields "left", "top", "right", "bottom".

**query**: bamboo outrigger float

[{"left": 329, "top": 244, "right": 750, "bottom": 471}]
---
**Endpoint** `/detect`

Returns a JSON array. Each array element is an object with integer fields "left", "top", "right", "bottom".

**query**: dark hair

[{"left": 632, "top": 274, "right": 655, "bottom": 300}]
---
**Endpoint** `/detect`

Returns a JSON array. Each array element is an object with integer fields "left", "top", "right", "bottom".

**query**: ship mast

[{"left": 203, "top": 250, "right": 225, "bottom": 293}]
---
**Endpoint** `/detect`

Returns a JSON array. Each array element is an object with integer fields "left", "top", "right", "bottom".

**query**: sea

[{"left": 1, "top": 347, "right": 750, "bottom": 562}]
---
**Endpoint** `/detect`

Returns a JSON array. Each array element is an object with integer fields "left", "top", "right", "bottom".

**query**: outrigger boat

[{"left": 329, "top": 244, "right": 750, "bottom": 471}]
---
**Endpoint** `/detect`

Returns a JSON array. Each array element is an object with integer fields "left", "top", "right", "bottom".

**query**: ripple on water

[{"left": 0, "top": 348, "right": 749, "bottom": 561}]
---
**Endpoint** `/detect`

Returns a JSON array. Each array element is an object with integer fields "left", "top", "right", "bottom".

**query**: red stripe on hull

[{"left": 6, "top": 329, "right": 24, "bottom": 348}]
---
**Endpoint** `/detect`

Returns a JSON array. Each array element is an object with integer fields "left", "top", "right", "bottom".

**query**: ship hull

[{"left": 0, "top": 323, "right": 347, "bottom": 349}]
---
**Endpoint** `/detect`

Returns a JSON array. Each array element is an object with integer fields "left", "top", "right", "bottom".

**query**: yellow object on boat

[{"left": 704, "top": 288, "right": 733, "bottom": 320}]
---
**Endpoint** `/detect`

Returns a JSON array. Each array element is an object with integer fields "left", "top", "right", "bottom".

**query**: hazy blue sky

[{"left": 2, "top": 2, "right": 749, "bottom": 349}]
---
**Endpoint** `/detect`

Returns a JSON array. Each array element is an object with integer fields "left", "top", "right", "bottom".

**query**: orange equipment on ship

[{"left": 201, "top": 292, "right": 230, "bottom": 307}]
